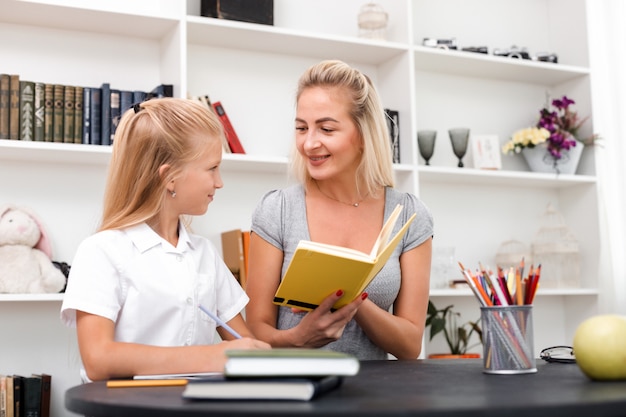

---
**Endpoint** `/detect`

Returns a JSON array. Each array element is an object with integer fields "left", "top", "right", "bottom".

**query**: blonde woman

[{"left": 246, "top": 60, "right": 434, "bottom": 360}]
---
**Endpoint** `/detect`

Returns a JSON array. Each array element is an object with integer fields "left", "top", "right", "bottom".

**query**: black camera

[
  {"left": 493, "top": 45, "right": 530, "bottom": 60},
  {"left": 462, "top": 46, "right": 488, "bottom": 54},
  {"left": 534, "top": 52, "right": 558, "bottom": 63},
  {"left": 423, "top": 37, "right": 457, "bottom": 50}
]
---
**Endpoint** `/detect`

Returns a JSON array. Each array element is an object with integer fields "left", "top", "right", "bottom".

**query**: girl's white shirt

[{"left": 60, "top": 222, "right": 248, "bottom": 380}]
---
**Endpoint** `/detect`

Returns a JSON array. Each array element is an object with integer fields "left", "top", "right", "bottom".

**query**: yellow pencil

[{"left": 106, "top": 379, "right": 188, "bottom": 388}]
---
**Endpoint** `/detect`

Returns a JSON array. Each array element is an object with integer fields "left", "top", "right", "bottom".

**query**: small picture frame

[{"left": 471, "top": 134, "right": 501, "bottom": 170}]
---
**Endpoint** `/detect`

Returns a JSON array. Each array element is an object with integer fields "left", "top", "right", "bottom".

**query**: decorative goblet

[
  {"left": 417, "top": 130, "right": 437, "bottom": 166},
  {"left": 448, "top": 128, "right": 470, "bottom": 168}
]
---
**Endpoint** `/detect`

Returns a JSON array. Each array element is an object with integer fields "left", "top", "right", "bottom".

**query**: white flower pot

[{"left": 522, "top": 143, "right": 584, "bottom": 175}]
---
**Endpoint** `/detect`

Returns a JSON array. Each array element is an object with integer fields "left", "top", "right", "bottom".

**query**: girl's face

[
  {"left": 295, "top": 86, "right": 362, "bottom": 181},
  {"left": 172, "top": 137, "right": 224, "bottom": 216}
]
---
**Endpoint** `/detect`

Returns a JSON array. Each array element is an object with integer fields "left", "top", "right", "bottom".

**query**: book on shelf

[
  {"left": 110, "top": 88, "right": 120, "bottom": 144},
  {"left": 273, "top": 204, "right": 416, "bottom": 311},
  {"left": 120, "top": 90, "right": 133, "bottom": 118},
  {"left": 221, "top": 229, "right": 247, "bottom": 288},
  {"left": 43, "top": 84, "right": 54, "bottom": 142},
  {"left": 1, "top": 375, "right": 6, "bottom": 417},
  {"left": 147, "top": 83, "right": 173, "bottom": 99},
  {"left": 132, "top": 90, "right": 147, "bottom": 105},
  {"left": 63, "top": 85, "right": 75, "bottom": 143},
  {"left": 100, "top": 82, "right": 111, "bottom": 146},
  {"left": 73, "top": 86, "right": 84, "bottom": 144},
  {"left": 212, "top": 101, "right": 245, "bottom": 154},
  {"left": 223, "top": 348, "right": 360, "bottom": 378},
  {"left": 34, "top": 82, "right": 45, "bottom": 142},
  {"left": 0, "top": 74, "right": 9, "bottom": 139},
  {"left": 384, "top": 108, "right": 400, "bottom": 164},
  {"left": 200, "top": 0, "right": 274, "bottom": 26},
  {"left": 9, "top": 74, "right": 20, "bottom": 140},
  {"left": 5, "top": 375, "right": 14, "bottom": 417},
  {"left": 12, "top": 375, "right": 22, "bottom": 417},
  {"left": 19, "top": 80, "right": 35, "bottom": 141},
  {"left": 82, "top": 87, "right": 91, "bottom": 144},
  {"left": 182, "top": 375, "right": 342, "bottom": 401},
  {"left": 22, "top": 374, "right": 42, "bottom": 417},
  {"left": 89, "top": 87, "right": 102, "bottom": 145},
  {"left": 52, "top": 84, "right": 64, "bottom": 143},
  {"left": 33, "top": 374, "right": 51, "bottom": 417},
  {"left": 192, "top": 94, "right": 231, "bottom": 153}
]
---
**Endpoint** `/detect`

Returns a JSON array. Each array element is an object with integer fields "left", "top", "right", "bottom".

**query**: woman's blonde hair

[
  {"left": 291, "top": 60, "right": 395, "bottom": 198},
  {"left": 99, "top": 97, "right": 225, "bottom": 231}
]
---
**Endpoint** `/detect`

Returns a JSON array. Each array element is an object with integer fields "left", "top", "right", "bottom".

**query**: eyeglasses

[{"left": 540, "top": 346, "right": 576, "bottom": 364}]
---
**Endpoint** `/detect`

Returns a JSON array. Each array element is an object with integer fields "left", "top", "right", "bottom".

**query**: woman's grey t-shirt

[{"left": 251, "top": 184, "right": 434, "bottom": 360}]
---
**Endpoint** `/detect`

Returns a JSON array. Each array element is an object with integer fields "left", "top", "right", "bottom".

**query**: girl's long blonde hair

[{"left": 99, "top": 98, "right": 224, "bottom": 231}]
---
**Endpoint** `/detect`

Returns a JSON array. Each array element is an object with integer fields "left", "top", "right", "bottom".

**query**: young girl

[
  {"left": 61, "top": 98, "right": 269, "bottom": 382},
  {"left": 245, "top": 60, "right": 434, "bottom": 360}
]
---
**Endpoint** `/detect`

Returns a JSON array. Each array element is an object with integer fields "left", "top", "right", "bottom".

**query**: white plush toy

[{"left": 0, "top": 204, "right": 67, "bottom": 293}]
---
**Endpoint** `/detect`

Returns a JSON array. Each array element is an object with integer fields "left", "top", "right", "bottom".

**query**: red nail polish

[
  {"left": 361, "top": 292, "right": 368, "bottom": 300},
  {"left": 336, "top": 290, "right": 344, "bottom": 297}
]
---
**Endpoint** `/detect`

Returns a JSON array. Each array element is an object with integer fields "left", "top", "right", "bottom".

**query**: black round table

[{"left": 65, "top": 359, "right": 626, "bottom": 417}]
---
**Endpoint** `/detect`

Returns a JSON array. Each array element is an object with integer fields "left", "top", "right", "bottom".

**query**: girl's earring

[{"left": 170, "top": 190, "right": 176, "bottom": 198}]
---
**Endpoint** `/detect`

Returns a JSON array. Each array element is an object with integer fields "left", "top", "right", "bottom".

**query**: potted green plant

[{"left": 425, "top": 300, "right": 483, "bottom": 359}]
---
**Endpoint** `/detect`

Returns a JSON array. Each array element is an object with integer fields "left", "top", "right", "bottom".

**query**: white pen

[{"left": 199, "top": 304, "right": 242, "bottom": 339}]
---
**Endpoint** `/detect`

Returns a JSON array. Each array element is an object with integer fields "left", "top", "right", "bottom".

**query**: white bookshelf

[{"left": 0, "top": 0, "right": 600, "bottom": 415}]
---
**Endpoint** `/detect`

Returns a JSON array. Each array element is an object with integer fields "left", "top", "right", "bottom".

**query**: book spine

[
  {"left": 9, "top": 74, "right": 20, "bottom": 140},
  {"left": 22, "top": 376, "right": 41, "bottom": 417},
  {"left": 82, "top": 87, "right": 91, "bottom": 144},
  {"left": 120, "top": 90, "right": 133, "bottom": 117},
  {"left": 384, "top": 108, "right": 400, "bottom": 164},
  {"left": 73, "top": 86, "right": 84, "bottom": 144},
  {"left": 109, "top": 89, "right": 120, "bottom": 144},
  {"left": 43, "top": 84, "right": 54, "bottom": 142},
  {"left": 38, "top": 375, "right": 51, "bottom": 417},
  {"left": 132, "top": 90, "right": 147, "bottom": 105},
  {"left": 1, "top": 375, "right": 6, "bottom": 417},
  {"left": 212, "top": 101, "right": 245, "bottom": 154},
  {"left": 52, "top": 84, "right": 64, "bottom": 143},
  {"left": 19, "top": 80, "right": 35, "bottom": 141},
  {"left": 100, "top": 83, "right": 111, "bottom": 146},
  {"left": 90, "top": 87, "right": 102, "bottom": 145},
  {"left": 63, "top": 85, "right": 75, "bottom": 143},
  {"left": 34, "top": 82, "right": 45, "bottom": 141},
  {"left": 12, "top": 376, "right": 22, "bottom": 417},
  {"left": 147, "top": 83, "right": 173, "bottom": 99},
  {"left": 0, "top": 74, "right": 9, "bottom": 139}
]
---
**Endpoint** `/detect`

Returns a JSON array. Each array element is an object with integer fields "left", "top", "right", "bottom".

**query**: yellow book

[{"left": 273, "top": 204, "right": 416, "bottom": 311}]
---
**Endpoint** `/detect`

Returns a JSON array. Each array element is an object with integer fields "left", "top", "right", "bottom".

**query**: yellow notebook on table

[{"left": 273, "top": 204, "right": 416, "bottom": 311}]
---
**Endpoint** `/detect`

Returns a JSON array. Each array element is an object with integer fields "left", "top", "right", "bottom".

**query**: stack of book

[
  {"left": 182, "top": 349, "right": 360, "bottom": 401},
  {"left": 121, "top": 349, "right": 359, "bottom": 401}
]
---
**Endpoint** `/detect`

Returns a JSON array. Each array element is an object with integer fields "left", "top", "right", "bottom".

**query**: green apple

[{"left": 573, "top": 314, "right": 626, "bottom": 381}]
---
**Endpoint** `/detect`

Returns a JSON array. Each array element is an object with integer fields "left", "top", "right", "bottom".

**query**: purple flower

[{"left": 536, "top": 95, "right": 585, "bottom": 160}]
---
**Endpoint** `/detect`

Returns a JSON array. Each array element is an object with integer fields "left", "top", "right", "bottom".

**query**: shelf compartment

[
  {"left": 418, "top": 165, "right": 596, "bottom": 189},
  {"left": 414, "top": 46, "right": 590, "bottom": 86},
  {"left": 186, "top": 16, "right": 409, "bottom": 65},
  {"left": 0, "top": 0, "right": 180, "bottom": 39}
]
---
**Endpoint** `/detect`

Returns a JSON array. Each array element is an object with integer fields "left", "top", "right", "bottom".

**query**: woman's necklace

[{"left": 314, "top": 180, "right": 366, "bottom": 207}]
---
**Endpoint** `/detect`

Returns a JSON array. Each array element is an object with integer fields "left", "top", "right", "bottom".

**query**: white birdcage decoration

[
  {"left": 357, "top": 3, "right": 388, "bottom": 40},
  {"left": 531, "top": 204, "right": 580, "bottom": 288},
  {"left": 495, "top": 239, "right": 531, "bottom": 272}
]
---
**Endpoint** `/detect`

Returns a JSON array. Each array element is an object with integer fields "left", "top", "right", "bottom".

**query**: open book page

[
  {"left": 296, "top": 240, "right": 373, "bottom": 262},
  {"left": 369, "top": 204, "right": 403, "bottom": 258}
]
